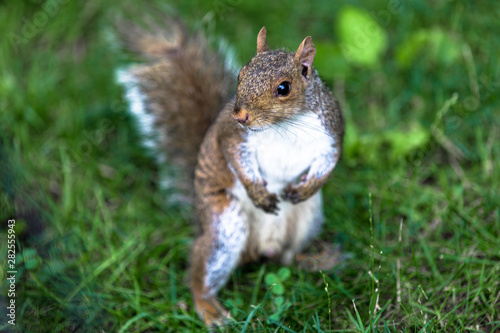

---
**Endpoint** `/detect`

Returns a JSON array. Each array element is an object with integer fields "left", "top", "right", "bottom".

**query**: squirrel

[{"left": 117, "top": 20, "right": 345, "bottom": 327}]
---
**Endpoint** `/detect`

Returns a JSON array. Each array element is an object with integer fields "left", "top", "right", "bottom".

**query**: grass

[{"left": 1, "top": 0, "right": 499, "bottom": 332}]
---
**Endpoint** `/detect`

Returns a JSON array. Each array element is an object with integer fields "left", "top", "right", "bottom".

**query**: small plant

[
  {"left": 225, "top": 298, "right": 243, "bottom": 318},
  {"left": 22, "top": 248, "right": 41, "bottom": 271},
  {"left": 264, "top": 267, "right": 291, "bottom": 321}
]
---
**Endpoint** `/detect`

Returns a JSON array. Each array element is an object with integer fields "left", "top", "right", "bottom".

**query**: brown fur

[{"left": 120, "top": 19, "right": 235, "bottom": 199}]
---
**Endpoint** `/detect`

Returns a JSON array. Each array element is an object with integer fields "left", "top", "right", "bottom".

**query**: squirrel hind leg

[
  {"left": 193, "top": 294, "right": 231, "bottom": 327},
  {"left": 190, "top": 199, "right": 248, "bottom": 326}
]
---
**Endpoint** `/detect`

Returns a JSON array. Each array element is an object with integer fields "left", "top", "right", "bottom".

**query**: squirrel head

[{"left": 232, "top": 27, "right": 317, "bottom": 131}]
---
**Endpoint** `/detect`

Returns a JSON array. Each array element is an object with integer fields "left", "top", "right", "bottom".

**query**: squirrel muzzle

[{"left": 232, "top": 108, "right": 250, "bottom": 125}]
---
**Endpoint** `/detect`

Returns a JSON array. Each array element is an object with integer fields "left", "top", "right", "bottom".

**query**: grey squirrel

[{"left": 118, "top": 20, "right": 344, "bottom": 326}]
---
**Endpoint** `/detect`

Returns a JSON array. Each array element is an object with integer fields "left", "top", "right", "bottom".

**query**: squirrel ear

[
  {"left": 257, "top": 26, "right": 269, "bottom": 53},
  {"left": 294, "top": 36, "right": 316, "bottom": 79}
]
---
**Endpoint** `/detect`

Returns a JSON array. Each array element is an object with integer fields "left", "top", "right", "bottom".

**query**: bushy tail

[{"left": 117, "top": 18, "right": 236, "bottom": 201}]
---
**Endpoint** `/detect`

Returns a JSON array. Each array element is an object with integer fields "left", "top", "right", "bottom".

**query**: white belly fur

[{"left": 230, "top": 113, "right": 334, "bottom": 261}]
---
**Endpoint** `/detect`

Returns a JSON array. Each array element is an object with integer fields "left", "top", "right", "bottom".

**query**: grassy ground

[{"left": 1, "top": 0, "right": 499, "bottom": 332}]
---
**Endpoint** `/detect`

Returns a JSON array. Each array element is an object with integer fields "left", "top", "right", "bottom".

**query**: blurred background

[{"left": 1, "top": 0, "right": 499, "bottom": 331}]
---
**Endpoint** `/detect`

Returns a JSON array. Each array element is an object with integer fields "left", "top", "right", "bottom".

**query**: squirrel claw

[
  {"left": 281, "top": 184, "right": 302, "bottom": 204},
  {"left": 258, "top": 193, "right": 279, "bottom": 214}
]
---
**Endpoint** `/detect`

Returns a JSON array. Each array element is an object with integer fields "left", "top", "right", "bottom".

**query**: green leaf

[
  {"left": 25, "top": 258, "right": 39, "bottom": 270},
  {"left": 23, "top": 248, "right": 37, "bottom": 257},
  {"left": 383, "top": 122, "right": 430, "bottom": 160},
  {"left": 23, "top": 248, "right": 40, "bottom": 270},
  {"left": 265, "top": 273, "right": 279, "bottom": 286},
  {"left": 344, "top": 121, "right": 430, "bottom": 166},
  {"left": 225, "top": 298, "right": 243, "bottom": 317},
  {"left": 269, "top": 312, "right": 280, "bottom": 321},
  {"left": 272, "top": 282, "right": 285, "bottom": 295},
  {"left": 396, "top": 28, "right": 462, "bottom": 68},
  {"left": 277, "top": 267, "right": 291, "bottom": 281},
  {"left": 274, "top": 296, "right": 285, "bottom": 307},
  {"left": 336, "top": 5, "right": 388, "bottom": 67}
]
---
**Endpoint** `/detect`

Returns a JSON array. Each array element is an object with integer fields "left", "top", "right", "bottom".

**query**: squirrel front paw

[
  {"left": 247, "top": 179, "right": 280, "bottom": 214},
  {"left": 281, "top": 183, "right": 301, "bottom": 204},
  {"left": 255, "top": 192, "right": 280, "bottom": 214},
  {"left": 281, "top": 183, "right": 309, "bottom": 204}
]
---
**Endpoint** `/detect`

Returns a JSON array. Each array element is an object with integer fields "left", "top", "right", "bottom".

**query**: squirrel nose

[{"left": 232, "top": 109, "right": 250, "bottom": 125}]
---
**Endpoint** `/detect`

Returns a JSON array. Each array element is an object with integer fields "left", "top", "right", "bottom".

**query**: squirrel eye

[{"left": 276, "top": 81, "right": 291, "bottom": 96}]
